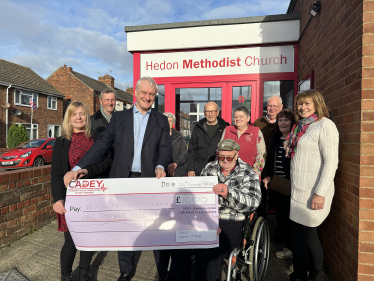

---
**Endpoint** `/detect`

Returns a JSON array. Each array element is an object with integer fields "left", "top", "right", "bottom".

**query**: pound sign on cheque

[{"left": 70, "top": 206, "right": 81, "bottom": 213}]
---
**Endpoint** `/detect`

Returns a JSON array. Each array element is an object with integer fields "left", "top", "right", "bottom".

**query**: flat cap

[{"left": 217, "top": 139, "right": 240, "bottom": 151}]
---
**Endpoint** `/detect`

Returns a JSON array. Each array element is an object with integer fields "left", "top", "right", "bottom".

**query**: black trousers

[
  {"left": 117, "top": 172, "right": 168, "bottom": 279},
  {"left": 270, "top": 190, "right": 293, "bottom": 250},
  {"left": 292, "top": 221, "right": 324, "bottom": 279},
  {"left": 194, "top": 220, "right": 243, "bottom": 281},
  {"left": 257, "top": 181, "right": 268, "bottom": 218},
  {"left": 60, "top": 231, "right": 93, "bottom": 275},
  {"left": 169, "top": 249, "right": 192, "bottom": 281}
]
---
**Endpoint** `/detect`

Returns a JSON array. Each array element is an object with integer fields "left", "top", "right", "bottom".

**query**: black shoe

[
  {"left": 118, "top": 272, "right": 132, "bottom": 281},
  {"left": 289, "top": 272, "right": 307, "bottom": 281},
  {"left": 79, "top": 267, "right": 91, "bottom": 281},
  {"left": 310, "top": 269, "right": 326, "bottom": 281},
  {"left": 61, "top": 273, "right": 72, "bottom": 281}
]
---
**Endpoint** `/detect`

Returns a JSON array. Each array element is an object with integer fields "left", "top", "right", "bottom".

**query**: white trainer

[{"left": 275, "top": 248, "right": 293, "bottom": 259}]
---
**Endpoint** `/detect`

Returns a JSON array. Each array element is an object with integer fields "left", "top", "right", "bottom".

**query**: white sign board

[{"left": 140, "top": 45, "right": 294, "bottom": 78}]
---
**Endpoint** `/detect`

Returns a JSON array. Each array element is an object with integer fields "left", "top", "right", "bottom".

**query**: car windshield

[{"left": 16, "top": 139, "right": 47, "bottom": 149}]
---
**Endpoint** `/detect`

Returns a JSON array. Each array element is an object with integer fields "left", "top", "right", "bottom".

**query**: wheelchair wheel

[{"left": 248, "top": 217, "right": 270, "bottom": 281}]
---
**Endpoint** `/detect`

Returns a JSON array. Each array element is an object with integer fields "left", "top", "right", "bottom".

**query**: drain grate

[{"left": 0, "top": 269, "right": 29, "bottom": 281}]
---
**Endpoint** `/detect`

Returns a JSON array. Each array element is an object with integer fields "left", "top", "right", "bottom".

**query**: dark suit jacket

[
  {"left": 90, "top": 109, "right": 109, "bottom": 135},
  {"left": 76, "top": 108, "right": 172, "bottom": 178},
  {"left": 51, "top": 130, "right": 112, "bottom": 203}
]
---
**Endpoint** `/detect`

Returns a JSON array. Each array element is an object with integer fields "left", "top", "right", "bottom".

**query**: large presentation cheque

[{"left": 65, "top": 176, "right": 219, "bottom": 251}]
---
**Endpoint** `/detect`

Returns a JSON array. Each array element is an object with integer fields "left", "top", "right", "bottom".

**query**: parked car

[{"left": 0, "top": 138, "right": 56, "bottom": 169}]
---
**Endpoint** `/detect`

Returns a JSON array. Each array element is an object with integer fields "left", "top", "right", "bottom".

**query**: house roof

[
  {"left": 0, "top": 59, "right": 64, "bottom": 97},
  {"left": 70, "top": 71, "right": 133, "bottom": 103}
]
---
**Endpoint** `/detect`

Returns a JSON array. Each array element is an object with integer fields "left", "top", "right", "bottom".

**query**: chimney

[
  {"left": 98, "top": 74, "right": 114, "bottom": 88},
  {"left": 126, "top": 87, "right": 133, "bottom": 95},
  {"left": 63, "top": 65, "right": 73, "bottom": 73}
]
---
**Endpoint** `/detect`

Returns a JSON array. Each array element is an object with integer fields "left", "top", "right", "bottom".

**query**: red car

[{"left": 0, "top": 138, "right": 56, "bottom": 169}]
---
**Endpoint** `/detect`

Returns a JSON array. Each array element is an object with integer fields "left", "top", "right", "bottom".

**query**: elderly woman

[
  {"left": 223, "top": 106, "right": 266, "bottom": 174},
  {"left": 51, "top": 102, "right": 112, "bottom": 281},
  {"left": 164, "top": 112, "right": 187, "bottom": 177},
  {"left": 262, "top": 109, "right": 296, "bottom": 260},
  {"left": 193, "top": 139, "right": 261, "bottom": 281},
  {"left": 285, "top": 90, "right": 339, "bottom": 281}
]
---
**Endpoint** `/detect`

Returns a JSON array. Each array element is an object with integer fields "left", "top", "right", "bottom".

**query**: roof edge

[
  {"left": 287, "top": 0, "right": 298, "bottom": 14},
  {"left": 125, "top": 13, "right": 301, "bottom": 33},
  {"left": 0, "top": 81, "right": 65, "bottom": 98}
]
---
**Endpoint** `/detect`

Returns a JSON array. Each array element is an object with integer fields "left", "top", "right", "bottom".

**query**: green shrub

[{"left": 7, "top": 124, "right": 28, "bottom": 148}]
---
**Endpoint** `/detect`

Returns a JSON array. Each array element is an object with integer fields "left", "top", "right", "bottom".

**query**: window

[
  {"left": 263, "top": 80, "right": 294, "bottom": 114},
  {"left": 14, "top": 90, "right": 38, "bottom": 107},
  {"left": 175, "top": 87, "right": 222, "bottom": 138},
  {"left": 47, "top": 96, "right": 57, "bottom": 110},
  {"left": 154, "top": 85, "right": 165, "bottom": 114},
  {"left": 48, "top": 125, "right": 61, "bottom": 138},
  {"left": 16, "top": 123, "right": 38, "bottom": 140},
  {"left": 45, "top": 139, "right": 56, "bottom": 148}
]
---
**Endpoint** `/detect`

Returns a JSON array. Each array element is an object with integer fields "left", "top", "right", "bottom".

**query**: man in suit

[
  {"left": 71, "top": 77, "right": 172, "bottom": 281},
  {"left": 90, "top": 88, "right": 117, "bottom": 135}
]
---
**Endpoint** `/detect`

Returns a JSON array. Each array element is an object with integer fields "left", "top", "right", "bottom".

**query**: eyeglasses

[
  {"left": 267, "top": 105, "right": 280, "bottom": 109},
  {"left": 218, "top": 153, "right": 237, "bottom": 162},
  {"left": 204, "top": 110, "right": 218, "bottom": 114}
]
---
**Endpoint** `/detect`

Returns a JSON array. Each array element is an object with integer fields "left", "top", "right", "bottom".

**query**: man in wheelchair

[{"left": 193, "top": 139, "right": 262, "bottom": 281}]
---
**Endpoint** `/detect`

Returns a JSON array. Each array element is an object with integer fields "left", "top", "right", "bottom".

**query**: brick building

[
  {"left": 125, "top": 0, "right": 374, "bottom": 279},
  {"left": 287, "top": 0, "right": 374, "bottom": 280},
  {"left": 46, "top": 66, "right": 133, "bottom": 116},
  {"left": 0, "top": 59, "right": 64, "bottom": 148}
]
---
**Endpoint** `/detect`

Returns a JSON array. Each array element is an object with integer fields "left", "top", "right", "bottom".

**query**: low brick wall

[{"left": 0, "top": 165, "right": 54, "bottom": 249}]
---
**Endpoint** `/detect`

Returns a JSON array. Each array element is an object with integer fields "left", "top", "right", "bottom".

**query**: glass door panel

[
  {"left": 227, "top": 81, "right": 257, "bottom": 125},
  {"left": 175, "top": 87, "right": 222, "bottom": 140},
  {"left": 231, "top": 86, "right": 252, "bottom": 125}
]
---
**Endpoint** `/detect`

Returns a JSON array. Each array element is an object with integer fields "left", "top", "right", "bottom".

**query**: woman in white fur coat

[{"left": 284, "top": 89, "right": 339, "bottom": 281}]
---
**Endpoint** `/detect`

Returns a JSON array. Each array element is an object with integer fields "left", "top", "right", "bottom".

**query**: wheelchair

[{"left": 223, "top": 212, "right": 270, "bottom": 281}]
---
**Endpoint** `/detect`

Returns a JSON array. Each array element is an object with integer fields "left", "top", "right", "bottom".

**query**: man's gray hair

[
  {"left": 267, "top": 95, "right": 283, "bottom": 105},
  {"left": 164, "top": 112, "right": 176, "bottom": 123},
  {"left": 100, "top": 88, "right": 117, "bottom": 100},
  {"left": 136, "top": 77, "right": 158, "bottom": 93}
]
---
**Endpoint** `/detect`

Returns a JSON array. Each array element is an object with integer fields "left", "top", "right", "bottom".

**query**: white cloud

[{"left": 1, "top": 0, "right": 291, "bottom": 91}]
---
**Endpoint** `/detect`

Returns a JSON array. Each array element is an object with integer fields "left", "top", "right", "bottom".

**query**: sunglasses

[{"left": 218, "top": 152, "right": 237, "bottom": 162}]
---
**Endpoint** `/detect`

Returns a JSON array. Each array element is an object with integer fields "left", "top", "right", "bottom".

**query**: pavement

[{"left": 0, "top": 215, "right": 298, "bottom": 281}]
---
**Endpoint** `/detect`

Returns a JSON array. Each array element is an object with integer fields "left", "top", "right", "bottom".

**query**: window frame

[
  {"left": 47, "top": 96, "right": 57, "bottom": 110},
  {"left": 14, "top": 90, "right": 38, "bottom": 108},
  {"left": 47, "top": 124, "right": 61, "bottom": 138},
  {"left": 15, "top": 123, "right": 38, "bottom": 140}
]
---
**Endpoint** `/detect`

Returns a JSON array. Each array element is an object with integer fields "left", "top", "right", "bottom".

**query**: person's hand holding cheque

[
  {"left": 155, "top": 167, "right": 166, "bottom": 179},
  {"left": 63, "top": 169, "right": 89, "bottom": 187},
  {"left": 212, "top": 183, "right": 228, "bottom": 199}
]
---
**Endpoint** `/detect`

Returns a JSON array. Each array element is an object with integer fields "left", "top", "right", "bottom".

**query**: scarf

[
  {"left": 284, "top": 113, "right": 319, "bottom": 158},
  {"left": 100, "top": 106, "right": 113, "bottom": 123}
]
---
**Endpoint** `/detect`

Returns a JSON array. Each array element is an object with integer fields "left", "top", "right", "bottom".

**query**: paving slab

[{"left": 0, "top": 216, "right": 317, "bottom": 281}]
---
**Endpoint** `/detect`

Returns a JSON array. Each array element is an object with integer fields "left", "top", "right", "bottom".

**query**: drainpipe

[{"left": 6, "top": 84, "right": 11, "bottom": 148}]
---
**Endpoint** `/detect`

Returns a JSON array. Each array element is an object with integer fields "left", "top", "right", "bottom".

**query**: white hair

[
  {"left": 267, "top": 95, "right": 283, "bottom": 105},
  {"left": 163, "top": 112, "right": 176, "bottom": 123},
  {"left": 136, "top": 76, "right": 158, "bottom": 92}
]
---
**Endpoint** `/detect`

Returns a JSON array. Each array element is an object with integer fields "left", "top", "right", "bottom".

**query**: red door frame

[{"left": 132, "top": 43, "right": 299, "bottom": 121}]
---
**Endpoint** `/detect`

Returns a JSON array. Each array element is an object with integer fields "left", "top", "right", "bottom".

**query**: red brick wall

[
  {"left": 0, "top": 86, "right": 64, "bottom": 147},
  {"left": 46, "top": 66, "right": 96, "bottom": 115},
  {"left": 98, "top": 74, "right": 114, "bottom": 88},
  {"left": 0, "top": 166, "right": 54, "bottom": 250},
  {"left": 291, "top": 0, "right": 373, "bottom": 280}
]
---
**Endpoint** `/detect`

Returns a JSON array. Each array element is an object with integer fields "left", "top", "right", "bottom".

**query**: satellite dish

[{"left": 12, "top": 109, "right": 23, "bottom": 116}]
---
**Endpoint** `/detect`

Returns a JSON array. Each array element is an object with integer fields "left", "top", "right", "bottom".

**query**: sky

[{"left": 0, "top": 0, "right": 291, "bottom": 91}]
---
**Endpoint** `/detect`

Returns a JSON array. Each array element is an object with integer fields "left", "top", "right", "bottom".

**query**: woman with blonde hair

[
  {"left": 51, "top": 102, "right": 112, "bottom": 281},
  {"left": 285, "top": 90, "right": 339, "bottom": 281}
]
